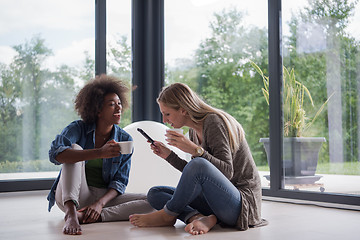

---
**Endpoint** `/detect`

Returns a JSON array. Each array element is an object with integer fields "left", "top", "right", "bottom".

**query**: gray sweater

[{"left": 165, "top": 114, "right": 267, "bottom": 230}]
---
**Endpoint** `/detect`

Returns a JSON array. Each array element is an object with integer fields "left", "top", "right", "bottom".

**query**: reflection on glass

[
  {"left": 107, "top": 0, "right": 132, "bottom": 128},
  {"left": 282, "top": 0, "right": 360, "bottom": 195},
  {"left": 165, "top": 0, "right": 269, "bottom": 188},
  {"left": 0, "top": 0, "right": 94, "bottom": 179}
]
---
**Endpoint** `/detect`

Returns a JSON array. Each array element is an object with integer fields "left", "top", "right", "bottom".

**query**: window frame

[
  {"left": 1, "top": 0, "right": 359, "bottom": 208},
  {"left": 262, "top": 0, "right": 360, "bottom": 207}
]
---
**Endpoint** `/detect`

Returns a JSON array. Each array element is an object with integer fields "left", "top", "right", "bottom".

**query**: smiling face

[
  {"left": 97, "top": 93, "right": 122, "bottom": 126},
  {"left": 159, "top": 102, "right": 187, "bottom": 128}
]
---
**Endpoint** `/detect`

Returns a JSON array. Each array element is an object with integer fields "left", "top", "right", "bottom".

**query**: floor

[{"left": 0, "top": 190, "right": 359, "bottom": 240}]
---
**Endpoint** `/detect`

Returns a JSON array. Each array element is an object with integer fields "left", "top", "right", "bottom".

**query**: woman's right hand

[
  {"left": 150, "top": 141, "right": 172, "bottom": 159},
  {"left": 99, "top": 139, "right": 121, "bottom": 158},
  {"left": 57, "top": 140, "right": 121, "bottom": 164}
]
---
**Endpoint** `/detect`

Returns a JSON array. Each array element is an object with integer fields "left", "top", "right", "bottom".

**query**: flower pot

[{"left": 259, "top": 137, "right": 326, "bottom": 177}]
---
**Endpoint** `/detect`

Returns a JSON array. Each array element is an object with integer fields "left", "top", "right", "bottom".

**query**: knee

[
  {"left": 185, "top": 157, "right": 209, "bottom": 172},
  {"left": 147, "top": 187, "right": 167, "bottom": 210},
  {"left": 62, "top": 158, "right": 84, "bottom": 172},
  {"left": 71, "top": 143, "right": 83, "bottom": 150},
  {"left": 61, "top": 144, "right": 83, "bottom": 169},
  {"left": 147, "top": 186, "right": 162, "bottom": 202}
]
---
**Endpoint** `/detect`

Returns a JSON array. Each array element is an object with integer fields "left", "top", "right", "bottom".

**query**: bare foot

[
  {"left": 63, "top": 212, "right": 82, "bottom": 235},
  {"left": 63, "top": 201, "right": 82, "bottom": 235},
  {"left": 129, "top": 209, "right": 176, "bottom": 227},
  {"left": 184, "top": 214, "right": 217, "bottom": 235},
  {"left": 187, "top": 213, "right": 204, "bottom": 223}
]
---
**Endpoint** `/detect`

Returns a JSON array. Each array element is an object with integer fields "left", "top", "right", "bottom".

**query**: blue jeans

[{"left": 147, "top": 157, "right": 242, "bottom": 226}]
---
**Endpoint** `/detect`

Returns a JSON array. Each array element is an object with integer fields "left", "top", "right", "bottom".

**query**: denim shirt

[{"left": 47, "top": 120, "right": 133, "bottom": 212}]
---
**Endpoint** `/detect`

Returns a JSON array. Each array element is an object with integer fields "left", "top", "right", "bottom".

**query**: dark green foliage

[{"left": 165, "top": 7, "right": 269, "bottom": 166}]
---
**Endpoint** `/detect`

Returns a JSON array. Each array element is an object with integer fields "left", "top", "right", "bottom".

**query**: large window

[
  {"left": 107, "top": 0, "right": 132, "bottom": 127},
  {"left": 271, "top": 0, "right": 360, "bottom": 195},
  {"left": 165, "top": 0, "right": 269, "bottom": 188},
  {"left": 1, "top": 0, "right": 359, "bottom": 206},
  {"left": 0, "top": 0, "right": 95, "bottom": 180}
]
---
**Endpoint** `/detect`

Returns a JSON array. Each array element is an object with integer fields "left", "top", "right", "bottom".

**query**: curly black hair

[{"left": 75, "top": 74, "right": 129, "bottom": 124}]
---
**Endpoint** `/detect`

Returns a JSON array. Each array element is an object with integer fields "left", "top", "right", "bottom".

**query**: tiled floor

[{"left": 0, "top": 190, "right": 359, "bottom": 240}]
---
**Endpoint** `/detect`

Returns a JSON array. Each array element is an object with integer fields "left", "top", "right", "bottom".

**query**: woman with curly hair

[{"left": 47, "top": 75, "right": 153, "bottom": 235}]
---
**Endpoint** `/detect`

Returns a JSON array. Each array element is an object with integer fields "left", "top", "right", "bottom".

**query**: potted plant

[{"left": 251, "top": 61, "right": 333, "bottom": 184}]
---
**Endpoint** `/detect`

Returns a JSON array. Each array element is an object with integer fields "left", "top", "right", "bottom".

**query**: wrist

[
  {"left": 165, "top": 150, "right": 174, "bottom": 160},
  {"left": 96, "top": 199, "right": 105, "bottom": 208},
  {"left": 95, "top": 148, "right": 103, "bottom": 158},
  {"left": 193, "top": 146, "right": 204, "bottom": 157}
]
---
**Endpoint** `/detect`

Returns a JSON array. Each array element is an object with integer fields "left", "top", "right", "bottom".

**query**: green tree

[
  {"left": 40, "top": 65, "right": 79, "bottom": 159},
  {"left": 80, "top": 51, "right": 95, "bottom": 82},
  {"left": 0, "top": 63, "right": 22, "bottom": 163},
  {"left": 108, "top": 35, "right": 131, "bottom": 82},
  {"left": 284, "top": 0, "right": 360, "bottom": 163},
  {"left": 11, "top": 35, "right": 53, "bottom": 161},
  {"left": 0, "top": 35, "right": 79, "bottom": 172},
  {"left": 195, "top": 8, "right": 269, "bottom": 165},
  {"left": 166, "top": 8, "right": 269, "bottom": 165},
  {"left": 107, "top": 35, "right": 132, "bottom": 128}
]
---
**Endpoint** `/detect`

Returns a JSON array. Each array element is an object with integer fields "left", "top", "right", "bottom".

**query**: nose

[
  {"left": 117, "top": 103, "right": 122, "bottom": 111},
  {"left": 162, "top": 114, "right": 167, "bottom": 124}
]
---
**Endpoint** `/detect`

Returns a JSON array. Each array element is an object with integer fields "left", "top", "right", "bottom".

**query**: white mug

[
  {"left": 167, "top": 128, "right": 183, "bottom": 134},
  {"left": 117, "top": 141, "right": 133, "bottom": 154}
]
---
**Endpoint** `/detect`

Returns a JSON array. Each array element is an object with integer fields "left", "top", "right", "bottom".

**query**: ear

[{"left": 180, "top": 107, "right": 188, "bottom": 115}]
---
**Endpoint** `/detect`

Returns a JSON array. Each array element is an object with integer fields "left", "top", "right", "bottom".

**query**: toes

[
  {"left": 184, "top": 223, "right": 193, "bottom": 233},
  {"left": 63, "top": 226, "right": 82, "bottom": 235}
]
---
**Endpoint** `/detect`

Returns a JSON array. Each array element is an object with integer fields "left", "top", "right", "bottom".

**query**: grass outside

[
  {"left": 0, "top": 159, "right": 60, "bottom": 173},
  {"left": 0, "top": 159, "right": 359, "bottom": 176},
  {"left": 257, "top": 161, "right": 360, "bottom": 175}
]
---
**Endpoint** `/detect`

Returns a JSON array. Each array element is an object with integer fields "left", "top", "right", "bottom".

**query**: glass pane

[
  {"left": 107, "top": 0, "right": 132, "bottom": 128},
  {"left": 0, "top": 0, "right": 95, "bottom": 180},
  {"left": 165, "top": 0, "right": 269, "bottom": 188},
  {"left": 282, "top": 0, "right": 360, "bottom": 195}
]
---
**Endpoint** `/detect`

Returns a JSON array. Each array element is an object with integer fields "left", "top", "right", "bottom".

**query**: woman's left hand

[
  {"left": 165, "top": 130, "right": 198, "bottom": 155},
  {"left": 78, "top": 201, "right": 103, "bottom": 224}
]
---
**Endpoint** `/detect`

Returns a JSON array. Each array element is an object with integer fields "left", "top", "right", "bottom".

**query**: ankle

[
  {"left": 159, "top": 210, "right": 177, "bottom": 224},
  {"left": 208, "top": 215, "right": 218, "bottom": 224},
  {"left": 64, "top": 201, "right": 77, "bottom": 216},
  {"left": 161, "top": 210, "right": 176, "bottom": 220},
  {"left": 187, "top": 213, "right": 204, "bottom": 223}
]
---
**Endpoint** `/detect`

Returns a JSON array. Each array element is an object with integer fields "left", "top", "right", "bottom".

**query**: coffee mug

[
  {"left": 117, "top": 141, "right": 133, "bottom": 154},
  {"left": 167, "top": 128, "right": 183, "bottom": 134}
]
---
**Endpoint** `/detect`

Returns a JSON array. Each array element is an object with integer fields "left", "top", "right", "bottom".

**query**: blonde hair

[{"left": 157, "top": 83, "right": 244, "bottom": 152}]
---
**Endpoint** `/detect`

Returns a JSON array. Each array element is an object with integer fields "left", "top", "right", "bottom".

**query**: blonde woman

[{"left": 130, "top": 83, "right": 267, "bottom": 235}]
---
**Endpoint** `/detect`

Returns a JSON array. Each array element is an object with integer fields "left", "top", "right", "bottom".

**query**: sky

[
  {"left": 0, "top": 0, "right": 95, "bottom": 68},
  {"left": 0, "top": 0, "right": 359, "bottom": 70}
]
